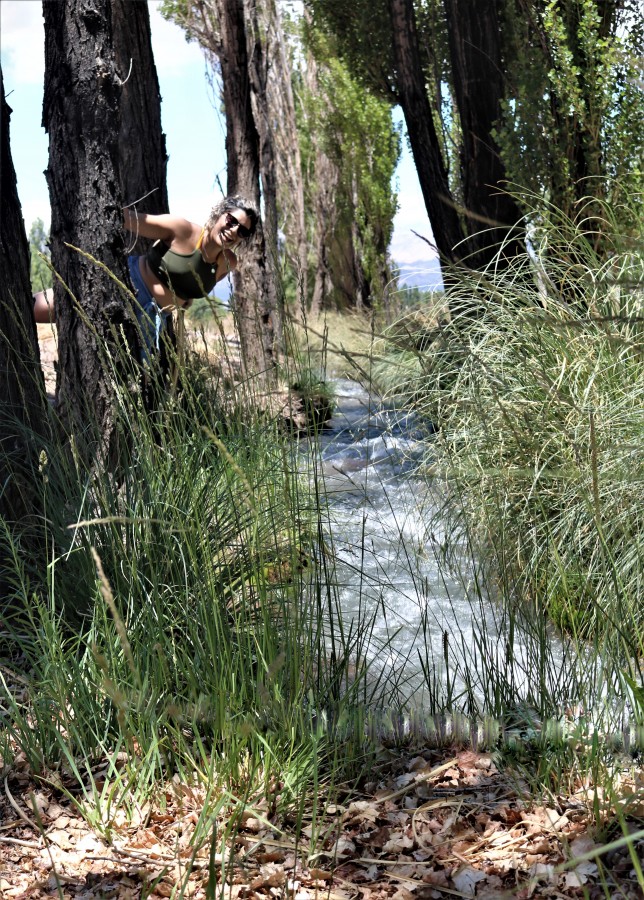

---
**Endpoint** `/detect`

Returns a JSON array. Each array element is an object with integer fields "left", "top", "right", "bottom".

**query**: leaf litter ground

[{"left": 1, "top": 745, "right": 643, "bottom": 899}]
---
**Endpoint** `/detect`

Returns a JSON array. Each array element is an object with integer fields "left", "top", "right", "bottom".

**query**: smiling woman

[
  {"left": 127, "top": 194, "right": 258, "bottom": 361},
  {"left": 33, "top": 194, "right": 259, "bottom": 363}
]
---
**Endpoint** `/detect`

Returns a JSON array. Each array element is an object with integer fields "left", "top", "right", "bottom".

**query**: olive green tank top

[{"left": 146, "top": 230, "right": 218, "bottom": 299}]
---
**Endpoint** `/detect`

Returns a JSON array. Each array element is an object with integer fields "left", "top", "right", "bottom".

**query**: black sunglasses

[{"left": 225, "top": 212, "right": 252, "bottom": 240}]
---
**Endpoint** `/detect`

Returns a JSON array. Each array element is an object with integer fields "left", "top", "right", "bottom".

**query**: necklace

[{"left": 199, "top": 230, "right": 218, "bottom": 273}]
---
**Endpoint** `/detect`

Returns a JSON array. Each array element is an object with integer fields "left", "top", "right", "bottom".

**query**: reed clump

[
  {"left": 373, "top": 191, "right": 644, "bottom": 652},
  {"left": 0, "top": 332, "right": 373, "bottom": 830}
]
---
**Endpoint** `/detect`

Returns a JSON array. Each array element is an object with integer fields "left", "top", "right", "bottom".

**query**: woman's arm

[{"left": 123, "top": 209, "right": 194, "bottom": 243}]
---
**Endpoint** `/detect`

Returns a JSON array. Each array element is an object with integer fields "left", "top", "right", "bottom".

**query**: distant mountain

[{"left": 393, "top": 258, "right": 444, "bottom": 292}]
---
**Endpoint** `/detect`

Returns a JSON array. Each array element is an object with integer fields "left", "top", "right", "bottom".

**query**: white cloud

[
  {"left": 0, "top": 0, "right": 45, "bottom": 86},
  {"left": 390, "top": 148, "right": 438, "bottom": 264},
  {"left": 391, "top": 196, "right": 437, "bottom": 264},
  {"left": 390, "top": 231, "right": 437, "bottom": 265}
]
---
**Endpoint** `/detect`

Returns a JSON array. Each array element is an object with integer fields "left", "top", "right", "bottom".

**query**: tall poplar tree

[
  {"left": 43, "top": 0, "right": 174, "bottom": 455},
  {"left": 160, "top": 0, "right": 283, "bottom": 381},
  {"left": 311, "top": 0, "right": 643, "bottom": 274},
  {"left": 111, "top": 0, "right": 176, "bottom": 384},
  {"left": 112, "top": 0, "right": 169, "bottom": 242},
  {"left": 299, "top": 31, "right": 400, "bottom": 312},
  {"left": 310, "top": 0, "right": 523, "bottom": 273},
  {"left": 498, "top": 0, "right": 644, "bottom": 244}
]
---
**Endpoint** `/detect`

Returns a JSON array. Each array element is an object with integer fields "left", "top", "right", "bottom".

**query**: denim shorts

[{"left": 127, "top": 255, "right": 171, "bottom": 366}]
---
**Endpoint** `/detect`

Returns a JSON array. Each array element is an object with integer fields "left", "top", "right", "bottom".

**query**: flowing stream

[{"left": 305, "top": 379, "right": 599, "bottom": 726}]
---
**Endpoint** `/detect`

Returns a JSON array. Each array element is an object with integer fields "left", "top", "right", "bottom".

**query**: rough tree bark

[
  {"left": 443, "top": 0, "right": 524, "bottom": 268},
  {"left": 265, "top": 0, "right": 309, "bottom": 316},
  {"left": 304, "top": 49, "right": 338, "bottom": 317},
  {"left": 43, "top": 0, "right": 139, "bottom": 461},
  {"left": 112, "top": 0, "right": 169, "bottom": 242},
  {"left": 0, "top": 68, "right": 49, "bottom": 527},
  {"left": 164, "top": 0, "right": 283, "bottom": 381},
  {"left": 308, "top": 149, "right": 336, "bottom": 316},
  {"left": 111, "top": 0, "right": 176, "bottom": 384},
  {"left": 350, "top": 176, "right": 369, "bottom": 310},
  {"left": 244, "top": 0, "right": 278, "bottom": 256},
  {"left": 213, "top": 0, "right": 282, "bottom": 380}
]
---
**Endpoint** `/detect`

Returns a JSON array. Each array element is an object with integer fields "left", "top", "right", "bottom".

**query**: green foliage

[
  {"left": 296, "top": 27, "right": 401, "bottom": 307},
  {"left": 186, "top": 294, "right": 228, "bottom": 324},
  {"left": 313, "top": 0, "right": 644, "bottom": 255},
  {"left": 307, "top": 0, "right": 395, "bottom": 100},
  {"left": 158, "top": 0, "right": 199, "bottom": 44},
  {"left": 0, "top": 344, "right": 375, "bottom": 817},
  {"left": 394, "top": 282, "right": 443, "bottom": 311},
  {"left": 29, "top": 218, "right": 52, "bottom": 293},
  {"left": 497, "top": 0, "right": 644, "bottom": 222}
]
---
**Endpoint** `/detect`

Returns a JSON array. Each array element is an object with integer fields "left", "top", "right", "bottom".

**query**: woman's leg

[
  {"left": 33, "top": 288, "right": 55, "bottom": 324},
  {"left": 127, "top": 256, "right": 170, "bottom": 367}
]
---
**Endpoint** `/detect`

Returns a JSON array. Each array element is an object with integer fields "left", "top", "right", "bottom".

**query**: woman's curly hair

[{"left": 206, "top": 195, "right": 259, "bottom": 239}]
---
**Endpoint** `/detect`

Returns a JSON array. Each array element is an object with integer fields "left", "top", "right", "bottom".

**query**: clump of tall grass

[
  {"left": 0, "top": 327, "right": 374, "bottom": 830},
  {"left": 373, "top": 192, "right": 644, "bottom": 660}
]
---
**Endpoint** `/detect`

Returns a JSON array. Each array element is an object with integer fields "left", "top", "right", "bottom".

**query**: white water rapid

[{"left": 307, "top": 380, "right": 588, "bottom": 720}]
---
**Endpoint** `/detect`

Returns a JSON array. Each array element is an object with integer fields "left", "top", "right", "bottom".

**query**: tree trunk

[
  {"left": 304, "top": 45, "right": 337, "bottom": 317},
  {"left": 213, "top": 0, "right": 282, "bottom": 381},
  {"left": 389, "top": 0, "right": 464, "bottom": 266},
  {"left": 308, "top": 151, "right": 335, "bottom": 317},
  {"left": 350, "top": 176, "right": 370, "bottom": 311},
  {"left": 443, "top": 0, "right": 524, "bottom": 268},
  {"left": 112, "top": 0, "right": 169, "bottom": 240},
  {"left": 111, "top": 0, "right": 175, "bottom": 389},
  {"left": 243, "top": 0, "right": 286, "bottom": 357},
  {"left": 244, "top": 0, "right": 279, "bottom": 257},
  {"left": 43, "top": 0, "right": 139, "bottom": 462},
  {"left": 0, "top": 68, "right": 49, "bottom": 527},
  {"left": 267, "top": 0, "right": 309, "bottom": 318}
]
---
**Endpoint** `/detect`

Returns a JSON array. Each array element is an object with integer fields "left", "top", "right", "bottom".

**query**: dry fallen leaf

[
  {"left": 382, "top": 831, "right": 414, "bottom": 853},
  {"left": 452, "top": 864, "right": 487, "bottom": 895},
  {"left": 308, "top": 867, "right": 332, "bottom": 881},
  {"left": 46, "top": 827, "right": 75, "bottom": 850},
  {"left": 250, "top": 869, "right": 286, "bottom": 889}
]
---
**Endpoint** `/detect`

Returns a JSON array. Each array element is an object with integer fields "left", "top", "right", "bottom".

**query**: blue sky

[{"left": 1, "top": 1, "right": 437, "bottom": 275}]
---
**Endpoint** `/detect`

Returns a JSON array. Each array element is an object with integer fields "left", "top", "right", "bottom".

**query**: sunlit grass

[{"left": 0, "top": 326, "right": 378, "bottom": 835}]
